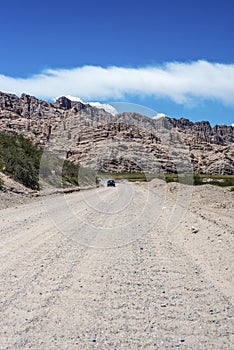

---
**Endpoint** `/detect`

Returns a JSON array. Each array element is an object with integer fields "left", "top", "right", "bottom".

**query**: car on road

[{"left": 107, "top": 179, "right": 116, "bottom": 187}]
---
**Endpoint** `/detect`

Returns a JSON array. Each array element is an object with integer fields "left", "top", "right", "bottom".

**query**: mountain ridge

[{"left": 0, "top": 91, "right": 233, "bottom": 174}]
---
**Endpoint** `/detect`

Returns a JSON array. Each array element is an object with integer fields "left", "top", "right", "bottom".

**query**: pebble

[{"left": 90, "top": 332, "right": 97, "bottom": 342}]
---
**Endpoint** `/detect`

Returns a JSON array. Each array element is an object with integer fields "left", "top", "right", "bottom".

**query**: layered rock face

[{"left": 0, "top": 91, "right": 233, "bottom": 174}]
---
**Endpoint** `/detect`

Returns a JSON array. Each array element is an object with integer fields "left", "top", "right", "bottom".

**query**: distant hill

[{"left": 0, "top": 91, "right": 233, "bottom": 175}]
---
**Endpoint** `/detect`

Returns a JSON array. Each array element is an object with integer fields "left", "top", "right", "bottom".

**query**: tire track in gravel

[
  {"left": 0, "top": 187, "right": 118, "bottom": 349},
  {"left": 0, "top": 188, "right": 115, "bottom": 297},
  {"left": 0, "top": 187, "right": 108, "bottom": 245},
  {"left": 170, "top": 208, "right": 234, "bottom": 304},
  {"left": 0, "top": 182, "right": 233, "bottom": 350},
  {"left": 16, "top": 207, "right": 232, "bottom": 350},
  {"left": 0, "top": 187, "right": 112, "bottom": 268}
]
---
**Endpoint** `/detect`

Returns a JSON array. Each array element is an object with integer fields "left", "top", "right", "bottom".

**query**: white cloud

[
  {"left": 65, "top": 95, "right": 117, "bottom": 115},
  {"left": 232, "top": 123, "right": 234, "bottom": 127},
  {"left": 87, "top": 102, "right": 117, "bottom": 115},
  {"left": 65, "top": 95, "right": 83, "bottom": 103},
  {"left": 153, "top": 113, "right": 167, "bottom": 119},
  {"left": 1, "top": 60, "right": 234, "bottom": 106}
]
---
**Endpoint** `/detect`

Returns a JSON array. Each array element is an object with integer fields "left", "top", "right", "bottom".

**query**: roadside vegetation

[
  {"left": 0, "top": 131, "right": 79, "bottom": 190},
  {"left": 99, "top": 171, "right": 234, "bottom": 187},
  {"left": 98, "top": 171, "right": 148, "bottom": 182},
  {"left": 0, "top": 131, "right": 233, "bottom": 190},
  {"left": 162, "top": 173, "right": 234, "bottom": 187}
]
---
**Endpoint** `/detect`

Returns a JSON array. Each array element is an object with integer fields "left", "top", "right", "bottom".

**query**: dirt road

[{"left": 0, "top": 181, "right": 233, "bottom": 349}]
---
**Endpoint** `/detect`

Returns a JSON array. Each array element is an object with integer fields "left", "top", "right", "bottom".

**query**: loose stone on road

[{"left": 0, "top": 180, "right": 233, "bottom": 349}]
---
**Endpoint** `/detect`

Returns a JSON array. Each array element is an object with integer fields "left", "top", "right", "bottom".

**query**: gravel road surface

[{"left": 0, "top": 181, "right": 233, "bottom": 349}]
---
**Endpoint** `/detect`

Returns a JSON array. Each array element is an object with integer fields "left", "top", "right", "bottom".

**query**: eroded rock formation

[{"left": 0, "top": 91, "right": 233, "bottom": 174}]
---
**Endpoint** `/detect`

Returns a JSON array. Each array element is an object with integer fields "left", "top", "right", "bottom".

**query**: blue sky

[{"left": 0, "top": 0, "right": 233, "bottom": 126}]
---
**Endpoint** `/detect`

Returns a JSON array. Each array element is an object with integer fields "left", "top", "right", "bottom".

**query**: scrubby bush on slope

[{"left": 0, "top": 132, "right": 79, "bottom": 190}]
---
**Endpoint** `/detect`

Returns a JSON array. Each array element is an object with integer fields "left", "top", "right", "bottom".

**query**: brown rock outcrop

[{"left": 0, "top": 91, "right": 233, "bottom": 174}]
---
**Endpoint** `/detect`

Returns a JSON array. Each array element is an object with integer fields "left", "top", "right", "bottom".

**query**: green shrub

[
  {"left": 0, "top": 131, "right": 80, "bottom": 190},
  {"left": 0, "top": 132, "right": 42, "bottom": 190},
  {"left": 62, "top": 160, "right": 79, "bottom": 186}
]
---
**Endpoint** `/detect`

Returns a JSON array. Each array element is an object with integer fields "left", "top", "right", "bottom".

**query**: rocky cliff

[{"left": 0, "top": 91, "right": 233, "bottom": 174}]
